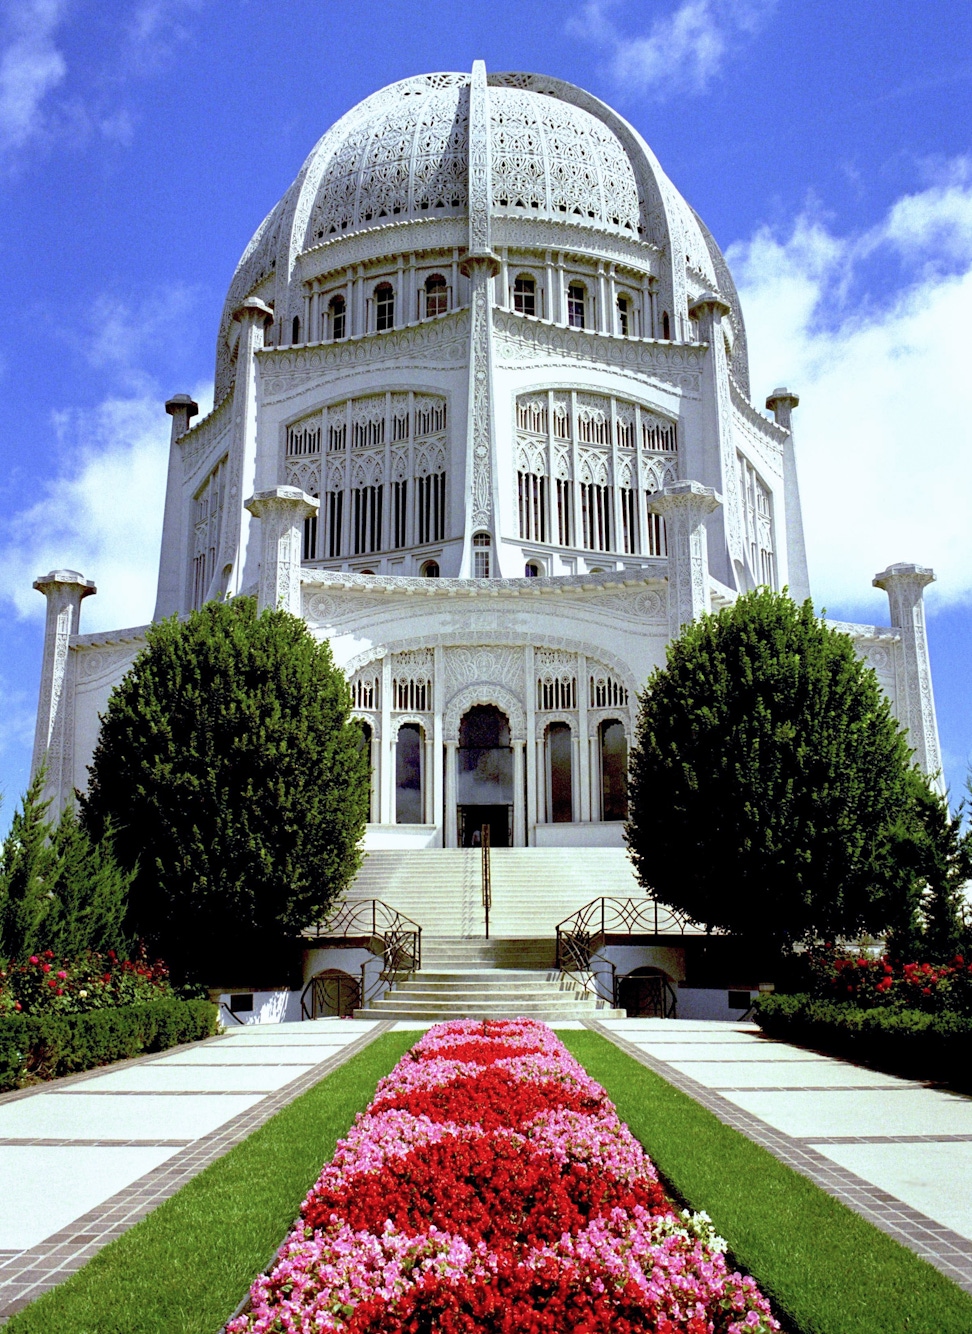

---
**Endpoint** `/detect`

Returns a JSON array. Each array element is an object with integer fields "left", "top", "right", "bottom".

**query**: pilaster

[
  {"left": 244, "top": 487, "right": 318, "bottom": 614},
  {"left": 31, "top": 570, "right": 96, "bottom": 807},
  {"left": 154, "top": 393, "right": 198, "bottom": 620},
  {"left": 873, "top": 564, "right": 943, "bottom": 785},
  {"left": 649, "top": 481, "right": 721, "bottom": 638},
  {"left": 766, "top": 387, "right": 810, "bottom": 603}
]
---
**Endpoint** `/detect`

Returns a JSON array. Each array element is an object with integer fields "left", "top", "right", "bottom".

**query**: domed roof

[{"left": 217, "top": 65, "right": 750, "bottom": 398}]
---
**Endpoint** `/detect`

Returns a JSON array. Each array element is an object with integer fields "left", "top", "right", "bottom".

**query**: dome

[{"left": 216, "top": 65, "right": 750, "bottom": 398}]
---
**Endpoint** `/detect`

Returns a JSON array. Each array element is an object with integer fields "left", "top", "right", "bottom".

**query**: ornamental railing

[
  {"left": 301, "top": 898, "right": 422, "bottom": 1016},
  {"left": 556, "top": 896, "right": 693, "bottom": 1010}
]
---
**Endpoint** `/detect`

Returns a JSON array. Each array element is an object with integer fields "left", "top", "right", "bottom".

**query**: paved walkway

[
  {"left": 0, "top": 1018, "right": 392, "bottom": 1321},
  {"left": 592, "top": 1017, "right": 972, "bottom": 1294}
]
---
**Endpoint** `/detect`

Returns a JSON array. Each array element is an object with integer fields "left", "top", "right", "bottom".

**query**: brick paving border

[
  {"left": 586, "top": 1019, "right": 972, "bottom": 1294},
  {"left": 0, "top": 1021, "right": 393, "bottom": 1322}
]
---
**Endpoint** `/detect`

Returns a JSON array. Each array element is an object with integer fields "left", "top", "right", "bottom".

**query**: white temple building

[{"left": 31, "top": 63, "right": 942, "bottom": 981}]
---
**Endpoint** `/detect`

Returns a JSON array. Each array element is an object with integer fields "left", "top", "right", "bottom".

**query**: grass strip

[
  {"left": 562, "top": 1028, "right": 972, "bottom": 1334},
  {"left": 5, "top": 1029, "right": 422, "bottom": 1334}
]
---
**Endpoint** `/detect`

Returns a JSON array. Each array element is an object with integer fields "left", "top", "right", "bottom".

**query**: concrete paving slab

[
  {"left": 0, "top": 1093, "right": 262, "bottom": 1142},
  {"left": 719, "top": 1087, "right": 972, "bottom": 1138},
  {"left": 153, "top": 1045, "right": 343, "bottom": 1066},
  {"left": 0, "top": 1146, "right": 178, "bottom": 1250},
  {"left": 810, "top": 1140, "right": 972, "bottom": 1243},
  {"left": 629, "top": 1041, "right": 807, "bottom": 1063},
  {"left": 76, "top": 1064, "right": 315, "bottom": 1094},
  {"left": 663, "top": 1059, "right": 912, "bottom": 1089}
]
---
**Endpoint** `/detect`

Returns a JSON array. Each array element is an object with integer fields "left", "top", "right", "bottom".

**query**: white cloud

[
  {"left": 570, "top": 0, "right": 776, "bottom": 98},
  {"left": 0, "top": 0, "right": 68, "bottom": 155},
  {"left": 0, "top": 378, "right": 213, "bottom": 634},
  {"left": 728, "top": 168, "right": 972, "bottom": 615}
]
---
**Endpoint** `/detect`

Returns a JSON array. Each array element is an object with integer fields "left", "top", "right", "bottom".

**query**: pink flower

[{"left": 56, "top": 971, "right": 67, "bottom": 980}]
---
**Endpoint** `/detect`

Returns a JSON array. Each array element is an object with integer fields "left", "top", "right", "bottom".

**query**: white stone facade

[{"left": 31, "top": 63, "right": 944, "bottom": 839}]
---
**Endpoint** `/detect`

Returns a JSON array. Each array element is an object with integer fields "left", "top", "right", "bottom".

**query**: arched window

[
  {"left": 291, "top": 315, "right": 301, "bottom": 345},
  {"left": 421, "top": 560, "right": 440, "bottom": 578},
  {"left": 395, "top": 723, "right": 424, "bottom": 824},
  {"left": 545, "top": 722, "right": 573, "bottom": 823},
  {"left": 599, "top": 720, "right": 628, "bottom": 821},
  {"left": 661, "top": 310, "right": 671, "bottom": 340},
  {"left": 567, "top": 283, "right": 586, "bottom": 329},
  {"left": 513, "top": 274, "right": 536, "bottom": 317},
  {"left": 616, "top": 295, "right": 630, "bottom": 336},
  {"left": 424, "top": 274, "right": 448, "bottom": 318},
  {"left": 524, "top": 561, "right": 540, "bottom": 577},
  {"left": 375, "top": 282, "right": 395, "bottom": 332},
  {"left": 329, "top": 294, "right": 346, "bottom": 340},
  {"left": 472, "top": 531, "right": 491, "bottom": 578}
]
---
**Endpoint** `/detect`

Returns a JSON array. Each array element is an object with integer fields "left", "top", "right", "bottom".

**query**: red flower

[
  {"left": 41, "top": 964, "right": 52, "bottom": 973},
  {"left": 28, "top": 956, "right": 39, "bottom": 965}
]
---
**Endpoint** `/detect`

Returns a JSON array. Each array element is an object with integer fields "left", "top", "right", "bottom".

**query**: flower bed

[{"left": 228, "top": 1020, "right": 778, "bottom": 1333}]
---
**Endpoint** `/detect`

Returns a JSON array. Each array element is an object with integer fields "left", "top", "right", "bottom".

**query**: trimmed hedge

[
  {"left": 754, "top": 993, "right": 972, "bottom": 1089},
  {"left": 0, "top": 998, "right": 220, "bottom": 1091}
]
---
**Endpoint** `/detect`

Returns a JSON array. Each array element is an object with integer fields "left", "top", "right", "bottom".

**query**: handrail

[
  {"left": 481, "top": 824, "right": 491, "bottom": 938},
  {"left": 301, "top": 898, "right": 422, "bottom": 1016},
  {"left": 556, "top": 896, "right": 694, "bottom": 1012}
]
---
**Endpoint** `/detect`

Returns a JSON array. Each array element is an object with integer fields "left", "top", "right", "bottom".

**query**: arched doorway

[
  {"left": 617, "top": 966, "right": 677, "bottom": 1018},
  {"left": 458, "top": 705, "right": 513, "bottom": 846}
]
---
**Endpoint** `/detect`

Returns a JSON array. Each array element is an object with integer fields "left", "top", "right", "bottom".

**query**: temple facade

[{"left": 31, "top": 63, "right": 942, "bottom": 851}]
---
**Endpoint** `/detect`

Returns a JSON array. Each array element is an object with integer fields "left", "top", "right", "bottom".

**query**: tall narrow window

[
  {"left": 619, "top": 487, "right": 637, "bottom": 555},
  {"left": 391, "top": 480, "right": 408, "bottom": 547},
  {"left": 556, "top": 479, "right": 572, "bottom": 546},
  {"left": 424, "top": 274, "right": 448, "bottom": 317},
  {"left": 599, "top": 720, "right": 628, "bottom": 822},
  {"left": 352, "top": 484, "right": 383, "bottom": 554},
  {"left": 513, "top": 275, "right": 536, "bottom": 316},
  {"left": 567, "top": 283, "right": 586, "bottom": 329},
  {"left": 518, "top": 471, "right": 547, "bottom": 542},
  {"left": 375, "top": 282, "right": 394, "bottom": 332},
  {"left": 645, "top": 500, "right": 667, "bottom": 557},
  {"left": 546, "top": 722, "right": 573, "bottom": 823},
  {"left": 395, "top": 724, "right": 424, "bottom": 824},
  {"left": 581, "top": 483, "right": 611, "bottom": 552},
  {"left": 329, "top": 295, "right": 346, "bottom": 340},
  {"left": 617, "top": 295, "right": 630, "bottom": 336},
  {"left": 326, "top": 491, "right": 343, "bottom": 559},
  {"left": 291, "top": 315, "right": 301, "bottom": 345},
  {"left": 302, "top": 498, "right": 319, "bottom": 561},
  {"left": 473, "top": 531, "right": 491, "bottom": 578},
  {"left": 661, "top": 310, "right": 671, "bottom": 340},
  {"left": 417, "top": 472, "right": 446, "bottom": 544}
]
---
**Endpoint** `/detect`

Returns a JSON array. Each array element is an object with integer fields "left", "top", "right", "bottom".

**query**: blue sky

[{"left": 1, "top": 0, "right": 970, "bottom": 827}]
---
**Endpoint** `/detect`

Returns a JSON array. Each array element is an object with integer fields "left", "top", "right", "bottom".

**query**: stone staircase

[{"left": 354, "top": 935, "right": 625, "bottom": 1021}]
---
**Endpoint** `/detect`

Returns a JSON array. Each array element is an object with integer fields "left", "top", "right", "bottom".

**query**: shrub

[
  {"left": 0, "top": 947, "right": 172, "bottom": 1017},
  {"left": 0, "top": 998, "right": 219, "bottom": 1091}
]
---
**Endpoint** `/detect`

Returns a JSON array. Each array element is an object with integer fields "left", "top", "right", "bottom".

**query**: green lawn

[
  {"left": 563, "top": 1029, "right": 972, "bottom": 1334},
  {"left": 6, "top": 1030, "right": 421, "bottom": 1334}
]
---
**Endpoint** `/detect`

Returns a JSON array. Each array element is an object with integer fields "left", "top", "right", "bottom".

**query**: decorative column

[
  {"left": 379, "top": 654, "right": 393, "bottom": 824},
  {"left": 577, "top": 652, "right": 590, "bottom": 821},
  {"left": 688, "top": 292, "right": 739, "bottom": 589},
  {"left": 873, "top": 564, "right": 943, "bottom": 784},
  {"left": 154, "top": 393, "right": 198, "bottom": 619},
  {"left": 512, "top": 740, "right": 526, "bottom": 846},
  {"left": 571, "top": 729, "right": 581, "bottom": 823},
  {"left": 31, "top": 570, "right": 96, "bottom": 805},
  {"left": 524, "top": 645, "right": 537, "bottom": 840},
  {"left": 459, "top": 60, "right": 502, "bottom": 576},
  {"left": 424, "top": 734, "right": 435, "bottom": 823},
  {"left": 444, "top": 741, "right": 458, "bottom": 847},
  {"left": 432, "top": 647, "right": 444, "bottom": 845},
  {"left": 649, "top": 481, "right": 721, "bottom": 639},
  {"left": 766, "top": 387, "right": 811, "bottom": 603},
  {"left": 244, "top": 487, "right": 318, "bottom": 614},
  {"left": 212, "top": 297, "right": 273, "bottom": 601}
]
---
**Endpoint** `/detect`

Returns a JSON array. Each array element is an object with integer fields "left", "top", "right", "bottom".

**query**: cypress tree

[
  {"left": 43, "top": 806, "right": 131, "bottom": 957},
  {"left": 0, "top": 771, "right": 56, "bottom": 960}
]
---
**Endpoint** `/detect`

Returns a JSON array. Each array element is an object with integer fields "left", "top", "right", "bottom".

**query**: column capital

[
  {"left": 688, "top": 290, "right": 731, "bottom": 321},
  {"left": 873, "top": 563, "right": 936, "bottom": 596},
  {"left": 244, "top": 486, "right": 319, "bottom": 522},
  {"left": 647, "top": 480, "right": 721, "bottom": 518},
  {"left": 33, "top": 569, "right": 97, "bottom": 600},
  {"left": 232, "top": 296, "right": 274, "bottom": 325},
  {"left": 765, "top": 387, "right": 799, "bottom": 430}
]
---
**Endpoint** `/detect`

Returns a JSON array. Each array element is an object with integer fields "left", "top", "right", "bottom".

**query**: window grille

[
  {"left": 619, "top": 488, "right": 637, "bottom": 555},
  {"left": 328, "top": 420, "right": 347, "bottom": 452},
  {"left": 391, "top": 480, "right": 408, "bottom": 548},
  {"left": 302, "top": 504, "right": 318, "bottom": 561},
  {"left": 415, "top": 400, "right": 446, "bottom": 436},
  {"left": 645, "top": 505, "right": 667, "bottom": 557},
  {"left": 473, "top": 531, "right": 491, "bottom": 578},
  {"left": 417, "top": 472, "right": 446, "bottom": 544},
  {"left": 581, "top": 483, "right": 611, "bottom": 552},
  {"left": 191, "top": 458, "right": 226, "bottom": 609},
  {"left": 375, "top": 283, "right": 395, "bottom": 332},
  {"left": 352, "top": 485, "right": 383, "bottom": 555},
  {"left": 556, "top": 479, "right": 572, "bottom": 546},
  {"left": 590, "top": 673, "right": 629, "bottom": 708},
  {"left": 287, "top": 422, "right": 321, "bottom": 457},
  {"left": 738, "top": 454, "right": 775, "bottom": 588},
  {"left": 513, "top": 275, "right": 536, "bottom": 316},
  {"left": 329, "top": 295, "right": 346, "bottom": 340},
  {"left": 394, "top": 676, "right": 430, "bottom": 711},
  {"left": 354, "top": 675, "right": 379, "bottom": 710},
  {"left": 615, "top": 417, "right": 634, "bottom": 448},
  {"left": 352, "top": 415, "right": 384, "bottom": 449},
  {"left": 392, "top": 411, "right": 410, "bottom": 441},
  {"left": 326, "top": 491, "right": 343, "bottom": 558},
  {"left": 518, "top": 471, "right": 547, "bottom": 542},
  {"left": 567, "top": 283, "right": 586, "bottom": 329},
  {"left": 538, "top": 674, "right": 577, "bottom": 710},
  {"left": 577, "top": 409, "right": 609, "bottom": 445},
  {"left": 642, "top": 417, "right": 677, "bottom": 453},
  {"left": 516, "top": 398, "right": 546, "bottom": 434}
]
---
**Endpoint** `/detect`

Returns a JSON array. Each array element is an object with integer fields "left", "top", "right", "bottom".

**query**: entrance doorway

[
  {"left": 457, "top": 705, "right": 513, "bottom": 846},
  {"left": 459, "top": 803, "right": 511, "bottom": 847}
]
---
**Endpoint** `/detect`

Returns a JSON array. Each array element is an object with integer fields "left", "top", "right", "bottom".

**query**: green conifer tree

[
  {"left": 43, "top": 805, "right": 131, "bottom": 957},
  {"left": 0, "top": 770, "right": 56, "bottom": 960}
]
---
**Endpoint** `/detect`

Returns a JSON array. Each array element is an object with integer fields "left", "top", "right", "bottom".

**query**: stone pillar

[
  {"left": 766, "top": 387, "right": 811, "bottom": 604},
  {"left": 873, "top": 564, "right": 943, "bottom": 784},
  {"left": 31, "top": 570, "right": 96, "bottom": 805},
  {"left": 571, "top": 729, "right": 581, "bottom": 823},
  {"left": 212, "top": 297, "right": 273, "bottom": 601},
  {"left": 154, "top": 393, "right": 198, "bottom": 620},
  {"left": 424, "top": 734, "right": 435, "bottom": 824},
  {"left": 535, "top": 736, "right": 546, "bottom": 824},
  {"left": 379, "top": 655, "right": 393, "bottom": 824},
  {"left": 512, "top": 740, "right": 526, "bottom": 846},
  {"left": 577, "top": 652, "right": 590, "bottom": 820},
  {"left": 649, "top": 481, "right": 721, "bottom": 638},
  {"left": 688, "top": 292, "right": 738, "bottom": 588},
  {"left": 389, "top": 734, "right": 399, "bottom": 826},
  {"left": 444, "top": 741, "right": 458, "bottom": 847},
  {"left": 244, "top": 487, "right": 318, "bottom": 614}
]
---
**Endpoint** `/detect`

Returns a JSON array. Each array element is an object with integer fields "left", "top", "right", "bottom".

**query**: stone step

[{"left": 355, "top": 1007, "right": 625, "bottom": 1020}]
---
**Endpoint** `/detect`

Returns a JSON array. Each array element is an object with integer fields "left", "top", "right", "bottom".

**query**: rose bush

[
  {"left": 227, "top": 1019, "right": 778, "bottom": 1333},
  {"left": 0, "top": 947, "right": 172, "bottom": 1017}
]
